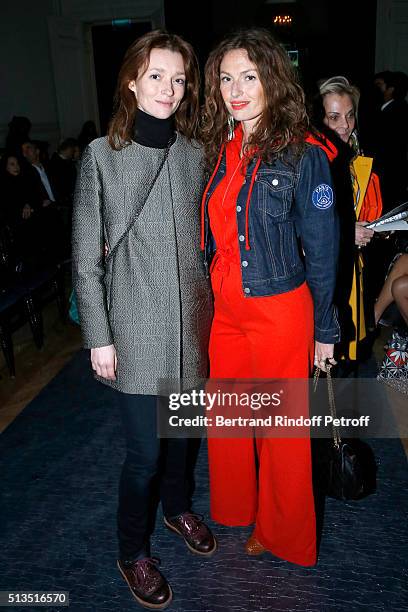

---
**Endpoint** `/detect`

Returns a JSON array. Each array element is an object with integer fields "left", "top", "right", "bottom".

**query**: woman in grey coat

[{"left": 72, "top": 30, "right": 215, "bottom": 610}]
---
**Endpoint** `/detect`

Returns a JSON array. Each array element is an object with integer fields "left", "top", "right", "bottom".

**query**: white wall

[
  {"left": 58, "top": 0, "right": 164, "bottom": 22},
  {"left": 4, "top": 0, "right": 403, "bottom": 153},
  {"left": 0, "top": 0, "right": 165, "bottom": 152},
  {"left": 0, "top": 0, "right": 59, "bottom": 149}
]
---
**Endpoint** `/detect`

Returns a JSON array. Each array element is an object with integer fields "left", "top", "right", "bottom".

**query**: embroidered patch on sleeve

[{"left": 312, "top": 184, "right": 334, "bottom": 209}]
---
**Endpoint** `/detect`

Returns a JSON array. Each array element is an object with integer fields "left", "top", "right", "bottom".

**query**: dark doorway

[{"left": 91, "top": 21, "right": 152, "bottom": 134}]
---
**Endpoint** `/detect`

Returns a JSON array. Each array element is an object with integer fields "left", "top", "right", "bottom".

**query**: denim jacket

[{"left": 201, "top": 143, "right": 340, "bottom": 344}]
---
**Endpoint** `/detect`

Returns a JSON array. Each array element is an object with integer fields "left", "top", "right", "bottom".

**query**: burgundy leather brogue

[
  {"left": 164, "top": 512, "right": 217, "bottom": 556},
  {"left": 117, "top": 557, "right": 172, "bottom": 610}
]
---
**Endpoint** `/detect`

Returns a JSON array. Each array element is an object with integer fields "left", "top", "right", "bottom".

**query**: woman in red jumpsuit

[{"left": 200, "top": 29, "right": 340, "bottom": 566}]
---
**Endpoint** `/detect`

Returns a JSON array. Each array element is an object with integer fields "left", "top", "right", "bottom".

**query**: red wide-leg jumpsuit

[{"left": 207, "top": 128, "right": 317, "bottom": 566}]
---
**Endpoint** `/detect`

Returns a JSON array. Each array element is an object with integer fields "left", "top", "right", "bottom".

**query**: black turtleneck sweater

[{"left": 133, "top": 108, "right": 176, "bottom": 149}]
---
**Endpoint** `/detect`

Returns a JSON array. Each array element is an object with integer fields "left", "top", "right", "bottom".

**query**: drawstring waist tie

[{"left": 210, "top": 249, "right": 241, "bottom": 294}]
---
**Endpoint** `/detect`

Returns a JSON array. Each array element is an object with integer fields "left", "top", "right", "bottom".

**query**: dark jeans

[{"left": 116, "top": 392, "right": 189, "bottom": 561}]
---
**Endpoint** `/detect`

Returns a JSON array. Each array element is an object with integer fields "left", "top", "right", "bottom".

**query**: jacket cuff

[
  {"left": 314, "top": 325, "right": 341, "bottom": 344},
  {"left": 79, "top": 311, "right": 114, "bottom": 349}
]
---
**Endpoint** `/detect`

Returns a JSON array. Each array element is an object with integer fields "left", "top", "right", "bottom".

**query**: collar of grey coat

[{"left": 132, "top": 108, "right": 176, "bottom": 149}]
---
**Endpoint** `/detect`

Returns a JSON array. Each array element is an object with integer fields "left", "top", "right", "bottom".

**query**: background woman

[
  {"left": 72, "top": 30, "right": 215, "bottom": 611},
  {"left": 0, "top": 153, "right": 38, "bottom": 265},
  {"left": 0, "top": 154, "right": 32, "bottom": 223},
  {"left": 317, "top": 76, "right": 383, "bottom": 362},
  {"left": 201, "top": 29, "right": 339, "bottom": 567}
]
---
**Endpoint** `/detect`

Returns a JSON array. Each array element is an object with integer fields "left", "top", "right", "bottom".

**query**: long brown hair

[
  {"left": 201, "top": 28, "right": 308, "bottom": 168},
  {"left": 108, "top": 30, "right": 200, "bottom": 150}
]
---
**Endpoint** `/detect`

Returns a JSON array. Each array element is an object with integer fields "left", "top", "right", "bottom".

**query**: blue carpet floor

[{"left": 0, "top": 350, "right": 407, "bottom": 612}]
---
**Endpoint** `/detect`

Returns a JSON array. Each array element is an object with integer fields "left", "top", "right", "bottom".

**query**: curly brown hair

[
  {"left": 201, "top": 28, "right": 308, "bottom": 169},
  {"left": 108, "top": 30, "right": 200, "bottom": 150}
]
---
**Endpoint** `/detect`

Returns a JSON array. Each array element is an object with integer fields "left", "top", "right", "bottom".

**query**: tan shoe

[{"left": 245, "top": 533, "right": 266, "bottom": 556}]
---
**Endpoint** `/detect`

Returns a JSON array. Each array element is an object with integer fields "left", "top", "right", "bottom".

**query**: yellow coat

[{"left": 348, "top": 155, "right": 374, "bottom": 359}]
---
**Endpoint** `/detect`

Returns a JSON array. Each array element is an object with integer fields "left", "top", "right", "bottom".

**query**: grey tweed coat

[{"left": 72, "top": 134, "right": 213, "bottom": 394}]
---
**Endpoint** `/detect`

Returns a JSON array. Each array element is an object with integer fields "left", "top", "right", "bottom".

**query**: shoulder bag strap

[{"left": 105, "top": 143, "right": 171, "bottom": 264}]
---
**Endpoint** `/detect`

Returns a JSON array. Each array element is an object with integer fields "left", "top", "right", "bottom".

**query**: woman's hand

[
  {"left": 355, "top": 221, "right": 374, "bottom": 247},
  {"left": 314, "top": 341, "right": 336, "bottom": 372},
  {"left": 91, "top": 344, "right": 117, "bottom": 380}
]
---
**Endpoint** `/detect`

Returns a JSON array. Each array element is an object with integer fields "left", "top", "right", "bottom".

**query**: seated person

[
  {"left": 376, "top": 239, "right": 408, "bottom": 390},
  {"left": 375, "top": 252, "right": 408, "bottom": 328},
  {"left": 48, "top": 138, "right": 78, "bottom": 206},
  {"left": 0, "top": 153, "right": 38, "bottom": 264},
  {"left": 21, "top": 140, "right": 57, "bottom": 208},
  {"left": 0, "top": 154, "right": 32, "bottom": 225},
  {"left": 21, "top": 140, "right": 67, "bottom": 260}
]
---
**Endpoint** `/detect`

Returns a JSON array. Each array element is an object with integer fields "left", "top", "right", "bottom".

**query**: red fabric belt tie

[{"left": 211, "top": 249, "right": 239, "bottom": 277}]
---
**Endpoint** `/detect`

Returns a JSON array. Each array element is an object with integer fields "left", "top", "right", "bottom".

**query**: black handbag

[{"left": 312, "top": 366, "right": 377, "bottom": 501}]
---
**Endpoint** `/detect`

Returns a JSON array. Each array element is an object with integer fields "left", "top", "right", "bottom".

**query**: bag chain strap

[{"left": 313, "top": 365, "right": 342, "bottom": 448}]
